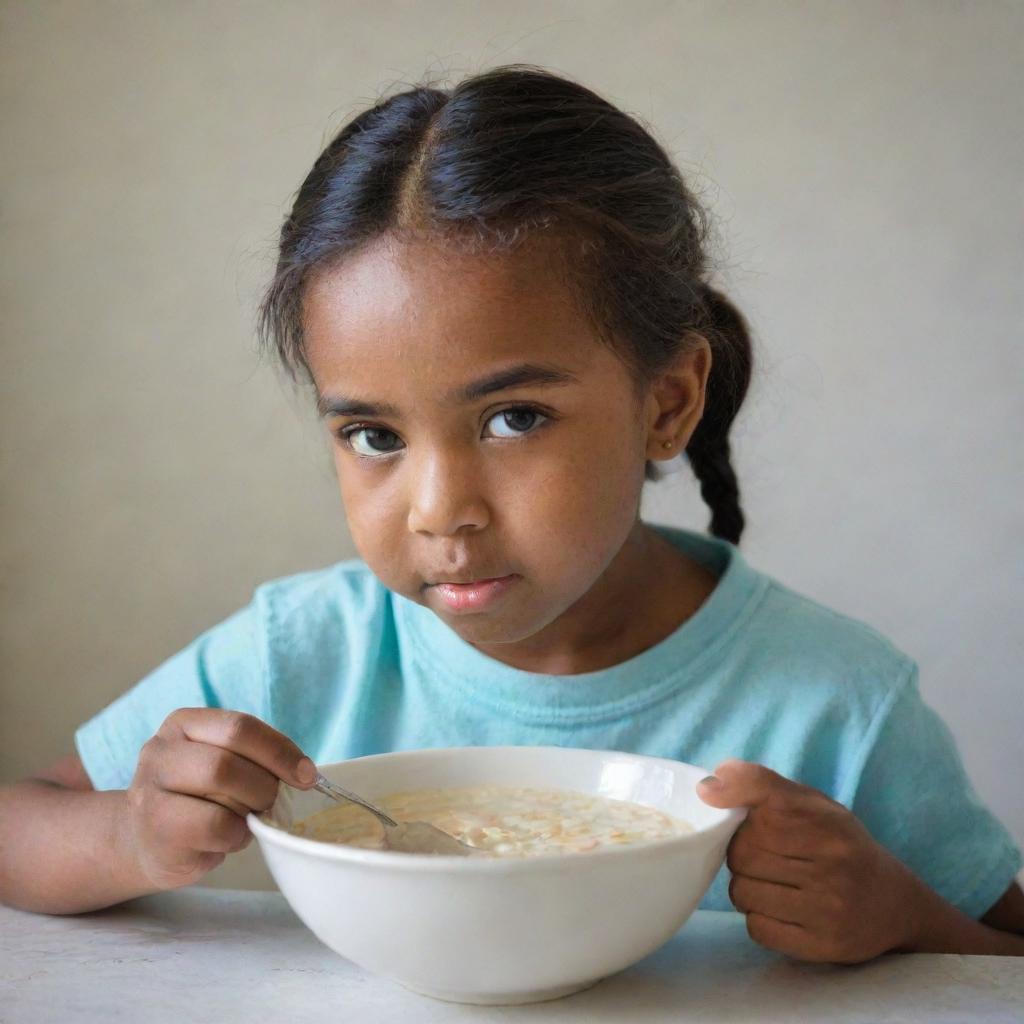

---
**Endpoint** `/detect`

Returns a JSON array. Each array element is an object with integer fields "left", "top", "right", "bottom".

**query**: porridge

[{"left": 288, "top": 784, "right": 692, "bottom": 856}]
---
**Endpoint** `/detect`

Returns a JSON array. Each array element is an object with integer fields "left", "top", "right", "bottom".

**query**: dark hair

[{"left": 257, "top": 64, "right": 753, "bottom": 544}]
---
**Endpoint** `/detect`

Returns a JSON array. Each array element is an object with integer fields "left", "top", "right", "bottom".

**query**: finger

[
  {"left": 745, "top": 912, "right": 820, "bottom": 960},
  {"left": 734, "top": 812, "right": 826, "bottom": 861},
  {"left": 697, "top": 759, "right": 813, "bottom": 811},
  {"left": 152, "top": 740, "right": 282, "bottom": 816},
  {"left": 730, "top": 875, "right": 806, "bottom": 925},
  {"left": 727, "top": 835, "right": 812, "bottom": 885},
  {"left": 744, "top": 798, "right": 855, "bottom": 860},
  {"left": 162, "top": 709, "right": 316, "bottom": 789},
  {"left": 152, "top": 792, "right": 253, "bottom": 854}
]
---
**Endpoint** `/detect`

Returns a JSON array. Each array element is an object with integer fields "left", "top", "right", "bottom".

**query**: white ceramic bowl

[{"left": 248, "top": 746, "right": 744, "bottom": 1005}]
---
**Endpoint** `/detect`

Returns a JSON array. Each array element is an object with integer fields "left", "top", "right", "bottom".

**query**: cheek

[
  {"left": 502, "top": 429, "right": 646, "bottom": 563},
  {"left": 333, "top": 456, "right": 405, "bottom": 564}
]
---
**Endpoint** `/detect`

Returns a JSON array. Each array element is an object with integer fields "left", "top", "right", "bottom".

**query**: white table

[{"left": 2, "top": 889, "right": 1021, "bottom": 1023}]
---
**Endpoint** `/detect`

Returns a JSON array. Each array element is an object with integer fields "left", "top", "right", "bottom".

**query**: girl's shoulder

[
  {"left": 250, "top": 555, "right": 388, "bottom": 617},
  {"left": 759, "top": 577, "right": 912, "bottom": 670},
  {"left": 243, "top": 556, "right": 395, "bottom": 664},
  {"left": 741, "top": 572, "right": 919, "bottom": 718},
  {"left": 659, "top": 524, "right": 917, "bottom": 703}
]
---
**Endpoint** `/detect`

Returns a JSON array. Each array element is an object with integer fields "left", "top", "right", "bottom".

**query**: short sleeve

[
  {"left": 850, "top": 666, "right": 1022, "bottom": 919},
  {"left": 74, "top": 603, "right": 266, "bottom": 791}
]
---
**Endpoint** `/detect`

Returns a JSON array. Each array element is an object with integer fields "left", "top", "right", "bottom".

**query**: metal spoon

[{"left": 312, "top": 773, "right": 479, "bottom": 856}]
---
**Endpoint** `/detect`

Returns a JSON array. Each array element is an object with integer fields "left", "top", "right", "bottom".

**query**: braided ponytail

[{"left": 685, "top": 284, "right": 752, "bottom": 545}]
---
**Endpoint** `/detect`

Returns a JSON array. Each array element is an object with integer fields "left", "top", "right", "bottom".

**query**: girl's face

[{"left": 302, "top": 234, "right": 708, "bottom": 669}]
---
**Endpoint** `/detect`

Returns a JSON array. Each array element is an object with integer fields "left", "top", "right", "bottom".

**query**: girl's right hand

[{"left": 121, "top": 708, "right": 317, "bottom": 890}]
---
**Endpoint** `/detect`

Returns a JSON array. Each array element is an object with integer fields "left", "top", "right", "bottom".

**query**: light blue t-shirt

[{"left": 75, "top": 524, "right": 1021, "bottom": 916}]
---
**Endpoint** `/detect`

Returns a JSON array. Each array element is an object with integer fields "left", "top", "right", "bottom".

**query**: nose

[{"left": 406, "top": 447, "right": 490, "bottom": 537}]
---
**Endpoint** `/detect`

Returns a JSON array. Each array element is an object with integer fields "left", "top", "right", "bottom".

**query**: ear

[{"left": 644, "top": 335, "right": 712, "bottom": 461}]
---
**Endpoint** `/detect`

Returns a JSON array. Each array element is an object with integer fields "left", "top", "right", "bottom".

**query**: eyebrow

[{"left": 316, "top": 362, "right": 580, "bottom": 418}]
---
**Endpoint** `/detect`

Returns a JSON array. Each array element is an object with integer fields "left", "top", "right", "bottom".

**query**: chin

[{"left": 441, "top": 605, "right": 564, "bottom": 648}]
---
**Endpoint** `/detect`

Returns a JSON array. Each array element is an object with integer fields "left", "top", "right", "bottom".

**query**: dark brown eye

[
  {"left": 343, "top": 426, "right": 403, "bottom": 457},
  {"left": 486, "top": 407, "right": 547, "bottom": 438}
]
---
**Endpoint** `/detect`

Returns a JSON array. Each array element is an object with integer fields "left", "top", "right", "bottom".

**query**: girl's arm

[
  {"left": 916, "top": 878, "right": 1024, "bottom": 954},
  {"left": 0, "top": 756, "right": 159, "bottom": 914},
  {"left": 0, "top": 710, "right": 317, "bottom": 915},
  {"left": 698, "top": 760, "right": 1024, "bottom": 961},
  {"left": 981, "top": 881, "right": 1024, "bottom": 935}
]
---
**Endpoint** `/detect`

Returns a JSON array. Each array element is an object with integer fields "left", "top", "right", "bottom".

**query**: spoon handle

[{"left": 312, "top": 773, "right": 399, "bottom": 828}]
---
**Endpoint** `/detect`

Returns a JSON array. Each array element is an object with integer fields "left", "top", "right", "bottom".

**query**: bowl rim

[{"left": 247, "top": 745, "right": 746, "bottom": 872}]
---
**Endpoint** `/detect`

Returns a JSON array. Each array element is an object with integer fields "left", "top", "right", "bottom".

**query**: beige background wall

[{"left": 3, "top": 0, "right": 1022, "bottom": 884}]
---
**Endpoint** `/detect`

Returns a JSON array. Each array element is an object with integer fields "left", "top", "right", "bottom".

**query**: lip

[{"left": 429, "top": 574, "right": 519, "bottom": 613}]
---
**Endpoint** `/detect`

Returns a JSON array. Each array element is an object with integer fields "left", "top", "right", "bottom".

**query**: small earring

[{"left": 662, "top": 440, "right": 674, "bottom": 450}]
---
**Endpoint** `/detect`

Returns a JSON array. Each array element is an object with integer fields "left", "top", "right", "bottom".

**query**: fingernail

[
  {"left": 699, "top": 775, "right": 722, "bottom": 789},
  {"left": 296, "top": 758, "right": 316, "bottom": 785}
]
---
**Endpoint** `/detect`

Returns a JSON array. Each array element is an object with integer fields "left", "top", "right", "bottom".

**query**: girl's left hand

[{"left": 698, "top": 759, "right": 929, "bottom": 963}]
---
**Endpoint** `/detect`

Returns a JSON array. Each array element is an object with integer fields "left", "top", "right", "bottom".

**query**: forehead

[{"left": 301, "top": 234, "right": 607, "bottom": 383}]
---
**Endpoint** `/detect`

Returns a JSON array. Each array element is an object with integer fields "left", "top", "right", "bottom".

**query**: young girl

[{"left": 2, "top": 65, "right": 1021, "bottom": 961}]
